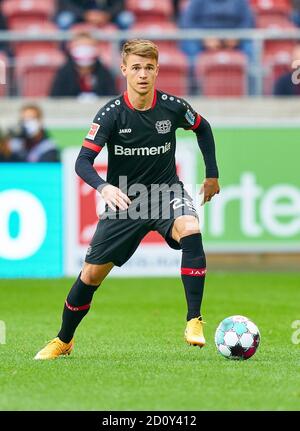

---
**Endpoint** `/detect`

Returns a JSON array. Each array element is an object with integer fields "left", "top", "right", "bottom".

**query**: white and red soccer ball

[{"left": 215, "top": 315, "right": 260, "bottom": 360}]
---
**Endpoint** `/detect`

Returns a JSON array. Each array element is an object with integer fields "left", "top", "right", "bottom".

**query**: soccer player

[{"left": 34, "top": 39, "right": 220, "bottom": 360}]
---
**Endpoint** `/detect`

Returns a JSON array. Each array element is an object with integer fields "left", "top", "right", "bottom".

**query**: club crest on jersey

[
  {"left": 86, "top": 123, "right": 100, "bottom": 140},
  {"left": 185, "top": 109, "right": 195, "bottom": 126},
  {"left": 155, "top": 120, "right": 172, "bottom": 134}
]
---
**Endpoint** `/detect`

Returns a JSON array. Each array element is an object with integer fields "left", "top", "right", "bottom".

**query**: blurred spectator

[
  {"left": 0, "top": 9, "right": 9, "bottom": 53},
  {"left": 56, "top": 0, "right": 134, "bottom": 30},
  {"left": 273, "top": 44, "right": 300, "bottom": 96},
  {"left": 0, "top": 129, "right": 22, "bottom": 162},
  {"left": 7, "top": 104, "right": 60, "bottom": 162},
  {"left": 291, "top": 0, "right": 300, "bottom": 27},
  {"left": 173, "top": 0, "right": 181, "bottom": 21},
  {"left": 179, "top": 0, "right": 254, "bottom": 59},
  {"left": 50, "top": 32, "right": 117, "bottom": 97}
]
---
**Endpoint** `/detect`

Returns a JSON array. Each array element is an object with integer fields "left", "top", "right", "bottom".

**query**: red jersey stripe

[
  {"left": 123, "top": 89, "right": 157, "bottom": 110},
  {"left": 124, "top": 90, "right": 134, "bottom": 110},
  {"left": 65, "top": 300, "right": 91, "bottom": 311},
  {"left": 83, "top": 139, "right": 103, "bottom": 153},
  {"left": 191, "top": 114, "right": 202, "bottom": 131},
  {"left": 151, "top": 89, "right": 157, "bottom": 108},
  {"left": 181, "top": 267, "right": 207, "bottom": 277}
]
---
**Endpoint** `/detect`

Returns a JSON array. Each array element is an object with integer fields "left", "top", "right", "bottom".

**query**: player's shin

[
  {"left": 57, "top": 273, "right": 99, "bottom": 343},
  {"left": 180, "top": 233, "right": 206, "bottom": 321}
]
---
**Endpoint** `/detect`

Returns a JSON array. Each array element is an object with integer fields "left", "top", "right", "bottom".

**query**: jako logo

[
  {"left": 119, "top": 128, "right": 132, "bottom": 134},
  {"left": 114, "top": 142, "right": 171, "bottom": 156}
]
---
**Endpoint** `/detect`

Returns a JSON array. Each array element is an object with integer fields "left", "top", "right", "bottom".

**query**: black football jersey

[{"left": 83, "top": 89, "right": 201, "bottom": 190}]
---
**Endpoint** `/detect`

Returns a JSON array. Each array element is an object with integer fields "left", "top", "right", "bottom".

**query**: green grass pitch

[{"left": 0, "top": 273, "right": 299, "bottom": 411}]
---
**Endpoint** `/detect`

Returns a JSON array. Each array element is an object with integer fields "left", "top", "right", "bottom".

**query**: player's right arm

[{"left": 75, "top": 110, "right": 131, "bottom": 211}]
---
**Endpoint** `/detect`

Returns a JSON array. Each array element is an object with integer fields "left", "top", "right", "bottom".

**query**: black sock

[
  {"left": 180, "top": 233, "right": 206, "bottom": 321},
  {"left": 57, "top": 273, "right": 99, "bottom": 343}
]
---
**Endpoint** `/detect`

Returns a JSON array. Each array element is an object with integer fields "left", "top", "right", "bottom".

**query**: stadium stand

[
  {"left": 11, "top": 22, "right": 60, "bottom": 56},
  {"left": 0, "top": 0, "right": 299, "bottom": 97},
  {"left": 155, "top": 48, "right": 189, "bottom": 95},
  {"left": 196, "top": 50, "right": 248, "bottom": 96},
  {"left": 2, "top": 0, "right": 55, "bottom": 29},
  {"left": 131, "top": 22, "right": 178, "bottom": 50},
  {"left": 126, "top": 0, "right": 173, "bottom": 23},
  {"left": 15, "top": 49, "right": 65, "bottom": 97}
]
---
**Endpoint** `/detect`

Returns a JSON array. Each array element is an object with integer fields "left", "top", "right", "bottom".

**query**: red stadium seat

[
  {"left": 0, "top": 51, "right": 9, "bottom": 97},
  {"left": 11, "top": 22, "right": 60, "bottom": 56},
  {"left": 155, "top": 48, "right": 189, "bottom": 95},
  {"left": 196, "top": 50, "right": 248, "bottom": 97},
  {"left": 258, "top": 17, "right": 296, "bottom": 67},
  {"left": 256, "top": 14, "right": 295, "bottom": 28},
  {"left": 131, "top": 22, "right": 178, "bottom": 50},
  {"left": 1, "top": 0, "right": 55, "bottom": 28},
  {"left": 15, "top": 49, "right": 65, "bottom": 97},
  {"left": 126, "top": 0, "right": 173, "bottom": 23},
  {"left": 250, "top": 0, "right": 291, "bottom": 15}
]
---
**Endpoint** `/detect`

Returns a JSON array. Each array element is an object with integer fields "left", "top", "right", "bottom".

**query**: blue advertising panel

[{"left": 0, "top": 163, "right": 63, "bottom": 277}]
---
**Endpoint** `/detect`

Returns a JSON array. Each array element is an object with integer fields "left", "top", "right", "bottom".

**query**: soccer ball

[{"left": 215, "top": 315, "right": 260, "bottom": 360}]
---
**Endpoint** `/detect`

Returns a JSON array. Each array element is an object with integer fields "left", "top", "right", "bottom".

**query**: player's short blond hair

[{"left": 121, "top": 39, "right": 159, "bottom": 64}]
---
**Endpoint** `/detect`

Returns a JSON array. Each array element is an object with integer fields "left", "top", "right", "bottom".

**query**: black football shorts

[{"left": 85, "top": 182, "right": 199, "bottom": 267}]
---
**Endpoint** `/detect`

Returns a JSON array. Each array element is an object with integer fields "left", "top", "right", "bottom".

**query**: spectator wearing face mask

[
  {"left": 50, "top": 32, "right": 117, "bottom": 97},
  {"left": 7, "top": 104, "right": 60, "bottom": 162}
]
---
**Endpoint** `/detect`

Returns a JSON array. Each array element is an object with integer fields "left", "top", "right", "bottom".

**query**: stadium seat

[
  {"left": 258, "top": 18, "right": 296, "bottom": 66},
  {"left": 256, "top": 14, "right": 296, "bottom": 29},
  {"left": 0, "top": 51, "right": 9, "bottom": 97},
  {"left": 131, "top": 22, "right": 178, "bottom": 50},
  {"left": 15, "top": 49, "right": 65, "bottom": 97},
  {"left": 196, "top": 50, "right": 248, "bottom": 97},
  {"left": 126, "top": 0, "right": 173, "bottom": 23},
  {"left": 10, "top": 22, "right": 60, "bottom": 56},
  {"left": 250, "top": 0, "right": 291, "bottom": 15},
  {"left": 1, "top": 0, "right": 55, "bottom": 28},
  {"left": 155, "top": 48, "right": 189, "bottom": 95}
]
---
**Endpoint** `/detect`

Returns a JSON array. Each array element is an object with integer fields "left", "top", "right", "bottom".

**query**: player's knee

[
  {"left": 175, "top": 216, "right": 200, "bottom": 240},
  {"left": 81, "top": 263, "right": 112, "bottom": 286}
]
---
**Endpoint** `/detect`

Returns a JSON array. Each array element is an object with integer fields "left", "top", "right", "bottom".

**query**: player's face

[{"left": 121, "top": 55, "right": 159, "bottom": 95}]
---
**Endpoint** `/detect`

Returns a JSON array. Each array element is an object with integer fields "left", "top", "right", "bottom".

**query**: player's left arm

[
  {"left": 178, "top": 101, "right": 220, "bottom": 204},
  {"left": 194, "top": 116, "right": 220, "bottom": 203}
]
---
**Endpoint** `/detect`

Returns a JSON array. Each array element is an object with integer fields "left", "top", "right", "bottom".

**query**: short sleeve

[
  {"left": 82, "top": 108, "right": 115, "bottom": 153},
  {"left": 177, "top": 98, "right": 202, "bottom": 131}
]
